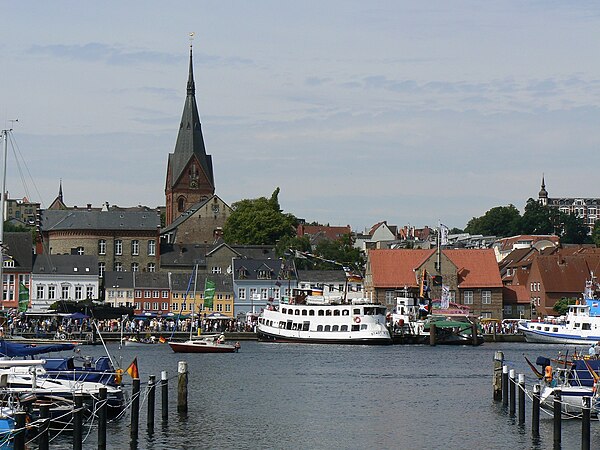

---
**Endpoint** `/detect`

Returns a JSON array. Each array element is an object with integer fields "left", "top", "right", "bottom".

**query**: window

[
  {"left": 144, "top": 291, "right": 151, "bottom": 298},
  {"left": 480, "top": 312, "right": 492, "bottom": 319},
  {"left": 87, "top": 286, "right": 94, "bottom": 299},
  {"left": 385, "top": 290, "right": 394, "bottom": 303},
  {"left": 211, "top": 266, "right": 222, "bottom": 274},
  {"left": 153, "top": 290, "right": 159, "bottom": 298},
  {"left": 36, "top": 285, "right": 44, "bottom": 299},
  {"left": 115, "top": 240, "right": 123, "bottom": 256},
  {"left": 131, "top": 240, "right": 139, "bottom": 256},
  {"left": 225, "top": 304, "right": 231, "bottom": 312},
  {"left": 46, "top": 285, "right": 55, "bottom": 300},
  {"left": 152, "top": 302, "right": 159, "bottom": 310},
  {"left": 75, "top": 286, "right": 83, "bottom": 300},
  {"left": 172, "top": 303, "right": 179, "bottom": 311},
  {"left": 261, "top": 288, "right": 268, "bottom": 299},
  {"left": 135, "top": 290, "right": 142, "bottom": 298},
  {"left": 115, "top": 262, "right": 123, "bottom": 272},
  {"left": 144, "top": 302, "right": 151, "bottom": 310},
  {"left": 257, "top": 269, "right": 271, "bottom": 280},
  {"left": 216, "top": 304, "right": 223, "bottom": 312},
  {"left": 162, "top": 290, "right": 169, "bottom": 298},
  {"left": 181, "top": 303, "right": 187, "bottom": 311},
  {"left": 250, "top": 288, "right": 258, "bottom": 300},
  {"left": 161, "top": 302, "right": 169, "bottom": 310},
  {"left": 131, "top": 262, "right": 139, "bottom": 272},
  {"left": 98, "top": 262, "right": 105, "bottom": 278},
  {"left": 148, "top": 240, "right": 156, "bottom": 256},
  {"left": 98, "top": 240, "right": 106, "bottom": 255},
  {"left": 464, "top": 291, "right": 473, "bottom": 305},
  {"left": 238, "top": 288, "right": 246, "bottom": 300},
  {"left": 76, "top": 247, "right": 84, "bottom": 255},
  {"left": 482, "top": 291, "right": 492, "bottom": 305},
  {"left": 504, "top": 305, "right": 513, "bottom": 315},
  {"left": 62, "top": 285, "right": 70, "bottom": 300},
  {"left": 273, "top": 288, "right": 280, "bottom": 300},
  {"left": 148, "top": 263, "right": 156, "bottom": 273}
]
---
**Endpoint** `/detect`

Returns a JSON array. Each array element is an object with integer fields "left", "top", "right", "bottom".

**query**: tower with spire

[
  {"left": 538, "top": 174, "right": 548, "bottom": 206},
  {"left": 165, "top": 42, "right": 215, "bottom": 226}
]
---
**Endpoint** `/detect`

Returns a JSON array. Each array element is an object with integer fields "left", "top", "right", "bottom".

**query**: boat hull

[
  {"left": 519, "top": 323, "right": 600, "bottom": 345},
  {"left": 257, "top": 329, "right": 391, "bottom": 345},
  {"left": 168, "top": 341, "right": 237, "bottom": 353}
]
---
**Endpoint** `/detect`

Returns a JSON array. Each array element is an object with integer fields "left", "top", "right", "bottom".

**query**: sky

[{"left": 2, "top": 1, "right": 600, "bottom": 232}]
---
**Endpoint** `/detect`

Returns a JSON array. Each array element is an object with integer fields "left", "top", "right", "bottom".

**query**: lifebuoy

[
  {"left": 354, "top": 317, "right": 361, "bottom": 324},
  {"left": 544, "top": 365, "right": 553, "bottom": 382}
]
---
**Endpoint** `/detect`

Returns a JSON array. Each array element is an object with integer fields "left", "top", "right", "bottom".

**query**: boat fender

[
  {"left": 398, "top": 319, "right": 405, "bottom": 327},
  {"left": 354, "top": 317, "right": 361, "bottom": 324},
  {"left": 115, "top": 368, "right": 124, "bottom": 385},
  {"left": 544, "top": 365, "right": 553, "bottom": 382}
]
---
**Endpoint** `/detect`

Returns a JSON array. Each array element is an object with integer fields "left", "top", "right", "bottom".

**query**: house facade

[{"left": 2, "top": 232, "right": 34, "bottom": 310}]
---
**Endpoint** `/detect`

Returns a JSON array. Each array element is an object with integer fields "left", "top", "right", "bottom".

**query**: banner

[
  {"left": 204, "top": 279, "right": 216, "bottom": 310},
  {"left": 18, "top": 283, "right": 29, "bottom": 313},
  {"left": 441, "top": 285, "right": 450, "bottom": 310},
  {"left": 440, "top": 224, "right": 450, "bottom": 246}
]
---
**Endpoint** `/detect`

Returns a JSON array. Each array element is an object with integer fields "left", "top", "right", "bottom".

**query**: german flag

[
  {"left": 126, "top": 358, "right": 139, "bottom": 379},
  {"left": 158, "top": 336, "right": 166, "bottom": 344}
]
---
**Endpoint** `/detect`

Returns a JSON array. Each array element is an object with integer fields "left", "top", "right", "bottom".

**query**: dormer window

[
  {"left": 237, "top": 268, "right": 248, "bottom": 279},
  {"left": 257, "top": 269, "right": 271, "bottom": 280}
]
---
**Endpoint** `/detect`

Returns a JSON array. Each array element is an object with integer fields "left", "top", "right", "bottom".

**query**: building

[
  {"left": 31, "top": 254, "right": 99, "bottom": 311},
  {"left": 39, "top": 208, "right": 161, "bottom": 278},
  {"left": 296, "top": 224, "right": 352, "bottom": 248},
  {"left": 104, "top": 271, "right": 135, "bottom": 309},
  {"left": 165, "top": 45, "right": 215, "bottom": 226},
  {"left": 365, "top": 248, "right": 504, "bottom": 319},
  {"left": 538, "top": 175, "right": 600, "bottom": 233},
  {"left": 170, "top": 272, "right": 234, "bottom": 318},
  {"left": 1, "top": 232, "right": 33, "bottom": 310},
  {"left": 297, "top": 269, "right": 363, "bottom": 298},
  {"left": 492, "top": 234, "right": 559, "bottom": 262},
  {"left": 4, "top": 196, "right": 40, "bottom": 227}
]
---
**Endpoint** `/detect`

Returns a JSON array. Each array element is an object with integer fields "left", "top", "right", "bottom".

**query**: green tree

[
  {"left": 520, "top": 199, "right": 556, "bottom": 234},
  {"left": 560, "top": 212, "right": 590, "bottom": 245},
  {"left": 313, "top": 234, "right": 365, "bottom": 273},
  {"left": 553, "top": 297, "right": 578, "bottom": 315},
  {"left": 222, "top": 188, "right": 297, "bottom": 245},
  {"left": 464, "top": 205, "right": 521, "bottom": 237},
  {"left": 275, "top": 235, "right": 313, "bottom": 270},
  {"left": 592, "top": 221, "right": 600, "bottom": 247}
]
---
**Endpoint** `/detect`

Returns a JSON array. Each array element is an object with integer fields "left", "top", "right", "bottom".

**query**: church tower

[
  {"left": 165, "top": 44, "right": 215, "bottom": 226},
  {"left": 538, "top": 174, "right": 548, "bottom": 206}
]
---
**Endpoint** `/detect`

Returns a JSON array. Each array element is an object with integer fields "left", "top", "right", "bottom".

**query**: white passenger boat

[
  {"left": 518, "top": 275, "right": 600, "bottom": 344},
  {"left": 257, "top": 289, "right": 391, "bottom": 345}
]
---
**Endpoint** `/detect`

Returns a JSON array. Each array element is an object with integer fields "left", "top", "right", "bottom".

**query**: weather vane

[{"left": 189, "top": 32, "right": 195, "bottom": 47}]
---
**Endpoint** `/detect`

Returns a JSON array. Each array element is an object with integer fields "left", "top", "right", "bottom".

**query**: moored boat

[
  {"left": 168, "top": 335, "right": 239, "bottom": 353},
  {"left": 257, "top": 288, "right": 391, "bottom": 345}
]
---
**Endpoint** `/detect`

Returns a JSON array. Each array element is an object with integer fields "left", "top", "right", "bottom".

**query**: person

[
  {"left": 589, "top": 344, "right": 596, "bottom": 357},
  {"left": 595, "top": 341, "right": 600, "bottom": 357}
]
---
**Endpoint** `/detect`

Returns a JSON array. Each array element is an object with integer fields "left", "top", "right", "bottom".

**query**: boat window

[
  {"left": 582, "top": 323, "right": 591, "bottom": 330},
  {"left": 332, "top": 325, "right": 339, "bottom": 331},
  {"left": 341, "top": 325, "right": 348, "bottom": 331},
  {"left": 295, "top": 310, "right": 300, "bottom": 315},
  {"left": 286, "top": 321, "right": 293, "bottom": 330},
  {"left": 309, "top": 310, "right": 315, "bottom": 316},
  {"left": 553, "top": 327, "right": 558, "bottom": 332},
  {"left": 325, "top": 325, "right": 331, "bottom": 331},
  {"left": 302, "top": 322, "right": 310, "bottom": 331},
  {"left": 342, "top": 310, "right": 349, "bottom": 316},
  {"left": 317, "top": 325, "right": 323, "bottom": 331},
  {"left": 288, "top": 309, "right": 294, "bottom": 315},
  {"left": 361, "top": 324, "right": 368, "bottom": 330},
  {"left": 318, "top": 310, "right": 324, "bottom": 316},
  {"left": 351, "top": 325, "right": 360, "bottom": 332},
  {"left": 544, "top": 327, "right": 549, "bottom": 331},
  {"left": 353, "top": 308, "right": 361, "bottom": 315},
  {"left": 574, "top": 323, "right": 581, "bottom": 328},
  {"left": 326, "top": 310, "right": 332, "bottom": 316},
  {"left": 302, "top": 310, "right": 307, "bottom": 316},
  {"left": 333, "top": 310, "right": 340, "bottom": 316},
  {"left": 282, "top": 308, "right": 287, "bottom": 314}
]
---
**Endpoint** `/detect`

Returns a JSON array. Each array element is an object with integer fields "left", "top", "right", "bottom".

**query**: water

[{"left": 42, "top": 341, "right": 600, "bottom": 449}]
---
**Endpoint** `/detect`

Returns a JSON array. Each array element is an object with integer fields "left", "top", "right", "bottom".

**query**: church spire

[
  {"left": 187, "top": 44, "right": 195, "bottom": 96},
  {"left": 538, "top": 174, "right": 548, "bottom": 206},
  {"left": 58, "top": 179, "right": 63, "bottom": 202}
]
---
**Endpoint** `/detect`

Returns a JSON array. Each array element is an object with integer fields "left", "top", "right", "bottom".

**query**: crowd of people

[{"left": 480, "top": 320, "right": 520, "bottom": 335}]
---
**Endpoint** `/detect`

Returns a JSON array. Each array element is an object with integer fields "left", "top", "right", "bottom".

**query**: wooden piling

[
  {"left": 493, "top": 351, "right": 504, "bottom": 401},
  {"left": 73, "top": 394, "right": 84, "bottom": 450},
  {"left": 178, "top": 360, "right": 188, "bottom": 414},
  {"left": 429, "top": 323, "right": 436, "bottom": 346},
  {"left": 518, "top": 373, "right": 525, "bottom": 425},
  {"left": 98, "top": 386, "right": 107, "bottom": 450},
  {"left": 582, "top": 396, "right": 591, "bottom": 450},
  {"left": 509, "top": 369, "right": 516, "bottom": 416},
  {"left": 13, "top": 411, "right": 26, "bottom": 450},
  {"left": 38, "top": 403, "right": 50, "bottom": 450},
  {"left": 131, "top": 377, "right": 140, "bottom": 444},
  {"left": 471, "top": 323, "right": 478, "bottom": 346},
  {"left": 532, "top": 383, "right": 540, "bottom": 438},
  {"left": 553, "top": 389, "right": 562, "bottom": 447},
  {"left": 147, "top": 374, "right": 156, "bottom": 434},
  {"left": 161, "top": 370, "right": 169, "bottom": 421},
  {"left": 502, "top": 365, "right": 509, "bottom": 406}
]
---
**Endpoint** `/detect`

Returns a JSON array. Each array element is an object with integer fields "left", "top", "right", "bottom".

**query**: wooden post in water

[
  {"left": 493, "top": 351, "right": 504, "bottom": 401},
  {"left": 429, "top": 323, "right": 436, "bottom": 346},
  {"left": 471, "top": 323, "right": 478, "bottom": 346},
  {"left": 509, "top": 369, "right": 516, "bottom": 416},
  {"left": 98, "top": 386, "right": 107, "bottom": 450},
  {"left": 178, "top": 360, "right": 188, "bottom": 413},
  {"left": 13, "top": 411, "right": 26, "bottom": 450},
  {"left": 162, "top": 370, "right": 169, "bottom": 421},
  {"left": 518, "top": 373, "right": 525, "bottom": 425},
  {"left": 131, "top": 377, "right": 141, "bottom": 444},
  {"left": 502, "top": 365, "right": 509, "bottom": 407},
  {"left": 553, "top": 389, "right": 562, "bottom": 447},
  {"left": 38, "top": 403, "right": 50, "bottom": 450},
  {"left": 147, "top": 374, "right": 156, "bottom": 434},
  {"left": 73, "top": 394, "right": 84, "bottom": 450},
  {"left": 582, "top": 396, "right": 591, "bottom": 450},
  {"left": 532, "top": 383, "right": 540, "bottom": 438}
]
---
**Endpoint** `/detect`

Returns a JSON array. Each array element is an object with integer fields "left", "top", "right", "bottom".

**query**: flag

[
  {"left": 440, "top": 285, "right": 450, "bottom": 310},
  {"left": 158, "top": 336, "right": 166, "bottom": 343},
  {"left": 275, "top": 281, "right": 282, "bottom": 287},
  {"left": 18, "top": 283, "right": 29, "bottom": 313},
  {"left": 126, "top": 358, "right": 139, "bottom": 379},
  {"left": 440, "top": 224, "right": 450, "bottom": 246},
  {"left": 204, "top": 279, "right": 216, "bottom": 310}
]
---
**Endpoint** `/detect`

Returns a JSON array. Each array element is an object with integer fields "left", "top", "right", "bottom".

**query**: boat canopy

[{"left": 0, "top": 340, "right": 77, "bottom": 357}]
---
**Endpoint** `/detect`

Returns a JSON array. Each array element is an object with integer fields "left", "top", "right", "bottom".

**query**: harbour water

[{"left": 47, "top": 341, "right": 600, "bottom": 449}]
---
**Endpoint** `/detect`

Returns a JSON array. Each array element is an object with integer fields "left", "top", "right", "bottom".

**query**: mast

[{"left": 0, "top": 129, "right": 9, "bottom": 310}]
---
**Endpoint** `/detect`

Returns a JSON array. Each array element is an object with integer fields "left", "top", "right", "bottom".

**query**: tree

[
  {"left": 275, "top": 235, "right": 313, "bottom": 270},
  {"left": 222, "top": 188, "right": 297, "bottom": 245},
  {"left": 560, "top": 212, "right": 590, "bottom": 245},
  {"left": 313, "top": 234, "right": 366, "bottom": 273},
  {"left": 553, "top": 297, "right": 578, "bottom": 315},
  {"left": 592, "top": 221, "right": 600, "bottom": 247},
  {"left": 464, "top": 205, "right": 521, "bottom": 237},
  {"left": 520, "top": 198, "right": 556, "bottom": 235}
]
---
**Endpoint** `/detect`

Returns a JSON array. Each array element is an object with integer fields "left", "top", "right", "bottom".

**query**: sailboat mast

[{"left": 0, "top": 129, "right": 8, "bottom": 310}]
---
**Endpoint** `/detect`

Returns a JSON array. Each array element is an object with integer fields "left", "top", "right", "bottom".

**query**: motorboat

[
  {"left": 257, "top": 289, "right": 391, "bottom": 345},
  {"left": 168, "top": 335, "right": 239, "bottom": 353}
]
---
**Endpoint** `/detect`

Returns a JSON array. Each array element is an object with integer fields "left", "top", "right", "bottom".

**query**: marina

[{"left": 0, "top": 341, "right": 597, "bottom": 448}]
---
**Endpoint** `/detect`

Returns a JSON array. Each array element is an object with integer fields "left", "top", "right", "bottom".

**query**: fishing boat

[
  {"left": 168, "top": 335, "right": 239, "bottom": 353},
  {"left": 257, "top": 288, "right": 391, "bottom": 345},
  {"left": 518, "top": 276, "right": 600, "bottom": 344}
]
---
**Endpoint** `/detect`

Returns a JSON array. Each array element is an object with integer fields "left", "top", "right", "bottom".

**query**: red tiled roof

[
  {"left": 444, "top": 249, "right": 503, "bottom": 288},
  {"left": 296, "top": 225, "right": 351, "bottom": 240},
  {"left": 369, "top": 249, "right": 434, "bottom": 287},
  {"left": 535, "top": 255, "right": 596, "bottom": 293},
  {"left": 503, "top": 285, "right": 530, "bottom": 304}
]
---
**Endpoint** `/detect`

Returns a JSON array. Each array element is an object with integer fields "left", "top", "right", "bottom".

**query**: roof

[
  {"left": 232, "top": 258, "right": 297, "bottom": 281},
  {"left": 493, "top": 235, "right": 559, "bottom": 252},
  {"left": 104, "top": 271, "right": 134, "bottom": 289},
  {"left": 160, "top": 243, "right": 210, "bottom": 267},
  {"left": 297, "top": 225, "right": 351, "bottom": 241},
  {"left": 132, "top": 272, "right": 170, "bottom": 289},
  {"left": 169, "top": 272, "right": 232, "bottom": 291},
  {"left": 444, "top": 249, "right": 503, "bottom": 288},
  {"left": 41, "top": 209, "right": 161, "bottom": 232},
  {"left": 33, "top": 254, "right": 99, "bottom": 276},
  {"left": 3, "top": 232, "right": 33, "bottom": 270},
  {"left": 297, "top": 269, "right": 347, "bottom": 283},
  {"left": 534, "top": 255, "right": 598, "bottom": 293},
  {"left": 503, "top": 285, "right": 530, "bottom": 305}
]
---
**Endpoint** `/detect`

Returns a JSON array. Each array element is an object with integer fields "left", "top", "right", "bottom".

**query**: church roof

[{"left": 166, "top": 45, "right": 214, "bottom": 190}]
